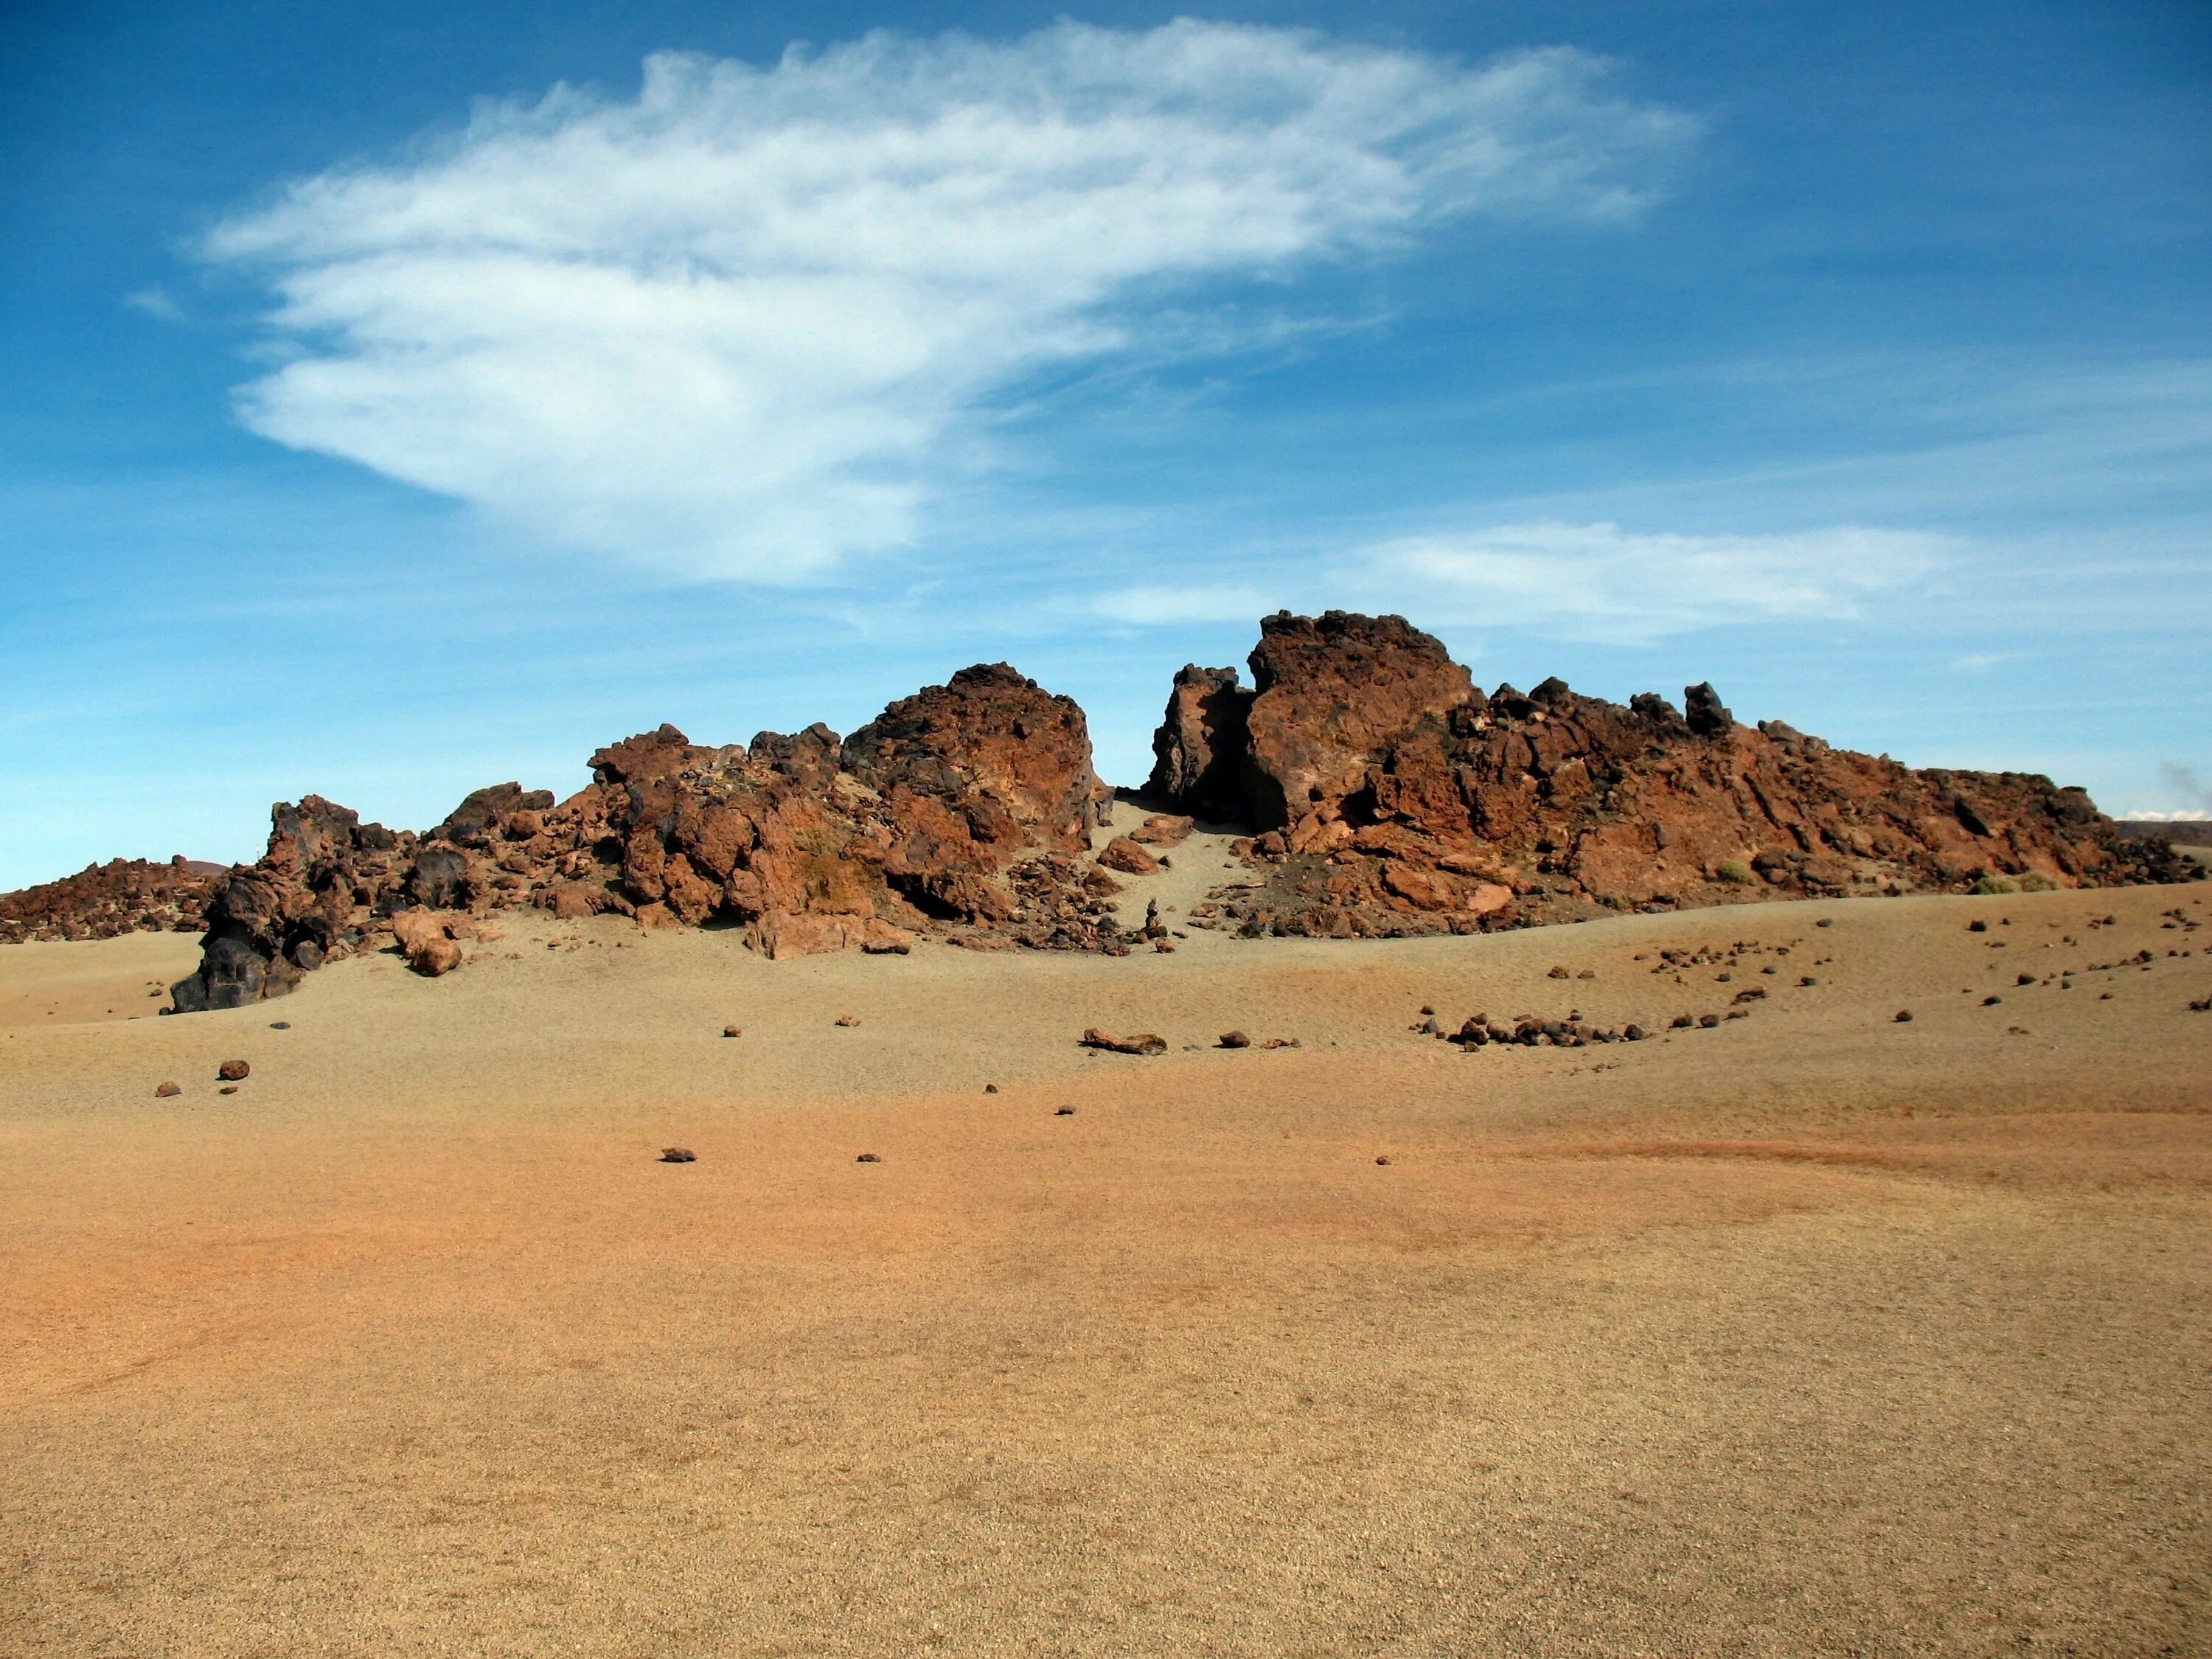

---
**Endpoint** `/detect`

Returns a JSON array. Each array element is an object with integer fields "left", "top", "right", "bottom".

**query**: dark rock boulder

[{"left": 1145, "top": 665, "right": 1253, "bottom": 818}]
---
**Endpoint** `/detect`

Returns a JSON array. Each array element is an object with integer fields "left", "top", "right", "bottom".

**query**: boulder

[{"left": 1098, "top": 837, "right": 1160, "bottom": 876}]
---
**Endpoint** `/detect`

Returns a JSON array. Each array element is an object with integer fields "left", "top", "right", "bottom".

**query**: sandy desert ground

[{"left": 3, "top": 832, "right": 2209, "bottom": 1656}]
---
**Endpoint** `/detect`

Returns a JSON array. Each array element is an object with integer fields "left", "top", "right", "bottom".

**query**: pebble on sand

[
  {"left": 217, "top": 1060, "right": 249, "bottom": 1081},
  {"left": 835, "top": 1015, "right": 860, "bottom": 1027},
  {"left": 1055, "top": 1105, "right": 1077, "bottom": 1116},
  {"left": 1218, "top": 1031, "right": 1251, "bottom": 1048},
  {"left": 855, "top": 1152, "right": 880, "bottom": 1164},
  {"left": 269, "top": 1021, "right": 291, "bottom": 1030},
  {"left": 219, "top": 1085, "right": 239, "bottom": 1096},
  {"left": 723, "top": 1025, "right": 742, "bottom": 1038},
  {"left": 660, "top": 1147, "right": 695, "bottom": 1164},
  {"left": 155, "top": 1080, "right": 181, "bottom": 1099},
  {"left": 1894, "top": 1009, "right": 1914, "bottom": 1023}
]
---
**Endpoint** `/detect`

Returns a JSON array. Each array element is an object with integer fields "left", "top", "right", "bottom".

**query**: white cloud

[
  {"left": 125, "top": 288, "right": 184, "bottom": 321},
  {"left": 1343, "top": 520, "right": 1949, "bottom": 642},
  {"left": 1088, "top": 519, "right": 1949, "bottom": 643},
  {"left": 202, "top": 21, "right": 1691, "bottom": 579},
  {"left": 1093, "top": 582, "right": 1280, "bottom": 625}
]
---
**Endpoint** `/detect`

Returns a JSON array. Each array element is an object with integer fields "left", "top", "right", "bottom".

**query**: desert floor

[{"left": 3, "top": 844, "right": 2210, "bottom": 1656}]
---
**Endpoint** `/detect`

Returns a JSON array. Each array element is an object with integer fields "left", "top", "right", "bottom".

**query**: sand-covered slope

[{"left": 3, "top": 871, "right": 2208, "bottom": 1655}]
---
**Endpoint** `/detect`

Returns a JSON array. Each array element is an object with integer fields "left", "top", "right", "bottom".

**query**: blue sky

[{"left": 4, "top": 0, "right": 2209, "bottom": 888}]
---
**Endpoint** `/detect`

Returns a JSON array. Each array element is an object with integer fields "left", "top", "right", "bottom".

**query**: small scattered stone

[
  {"left": 1799, "top": 975, "right": 1817, "bottom": 987},
  {"left": 1698, "top": 1013, "right": 1721, "bottom": 1029},
  {"left": 1576, "top": 969, "right": 1595, "bottom": 980},
  {"left": 855, "top": 1152, "right": 880, "bottom": 1164},
  {"left": 1816, "top": 918, "right": 1834, "bottom": 927},
  {"left": 723, "top": 1024, "right": 742, "bottom": 1038},
  {"left": 984, "top": 1083, "right": 999, "bottom": 1093},
  {"left": 219, "top": 1085, "right": 239, "bottom": 1096},
  {"left": 1546, "top": 966, "right": 1570, "bottom": 979},
  {"left": 217, "top": 1060, "right": 250, "bottom": 1081},
  {"left": 1055, "top": 1105, "right": 1077, "bottom": 1116},
  {"left": 2016, "top": 973, "right": 2036, "bottom": 987},
  {"left": 835, "top": 1015, "right": 860, "bottom": 1027},
  {"left": 1983, "top": 995, "right": 2002, "bottom": 1006},
  {"left": 1671, "top": 1014, "right": 1694, "bottom": 1029},
  {"left": 1969, "top": 920, "right": 1988, "bottom": 933},
  {"left": 1374, "top": 1156, "right": 1392, "bottom": 1166},
  {"left": 1081, "top": 1028, "right": 1166, "bottom": 1055},
  {"left": 155, "top": 1080, "right": 181, "bottom": 1099},
  {"left": 661, "top": 1147, "right": 695, "bottom": 1163},
  {"left": 1894, "top": 1009, "right": 1913, "bottom": 1023},
  {"left": 1261, "top": 1037, "right": 1301, "bottom": 1049},
  {"left": 269, "top": 1020, "right": 291, "bottom": 1030},
  {"left": 1218, "top": 1031, "right": 1251, "bottom": 1048},
  {"left": 1623, "top": 1023, "right": 1648, "bottom": 1041}
]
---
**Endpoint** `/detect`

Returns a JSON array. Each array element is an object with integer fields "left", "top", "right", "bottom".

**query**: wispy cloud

[
  {"left": 1096, "top": 519, "right": 1950, "bottom": 644},
  {"left": 201, "top": 21, "right": 1693, "bottom": 580},
  {"left": 125, "top": 287, "right": 184, "bottom": 321}
]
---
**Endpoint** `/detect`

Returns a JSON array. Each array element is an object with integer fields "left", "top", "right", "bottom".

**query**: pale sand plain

[{"left": 3, "top": 832, "right": 2209, "bottom": 1657}]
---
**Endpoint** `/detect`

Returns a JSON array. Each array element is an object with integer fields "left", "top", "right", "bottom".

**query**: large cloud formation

[{"left": 204, "top": 21, "right": 1692, "bottom": 577}]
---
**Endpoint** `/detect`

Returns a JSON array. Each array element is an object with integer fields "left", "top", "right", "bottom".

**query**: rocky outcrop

[
  {"left": 167, "top": 664, "right": 1119, "bottom": 1009},
  {"left": 1152, "top": 610, "right": 2198, "bottom": 940},
  {"left": 1145, "top": 666, "right": 1253, "bottom": 820},
  {"left": 0, "top": 856, "right": 226, "bottom": 945}
]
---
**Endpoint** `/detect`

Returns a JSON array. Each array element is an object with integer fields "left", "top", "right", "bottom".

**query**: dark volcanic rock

[{"left": 1145, "top": 666, "right": 1254, "bottom": 819}]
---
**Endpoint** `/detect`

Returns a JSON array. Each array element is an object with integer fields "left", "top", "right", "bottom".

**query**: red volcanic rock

[
  {"left": 164, "top": 662, "right": 1126, "bottom": 1010},
  {"left": 0, "top": 855, "right": 223, "bottom": 945},
  {"left": 1242, "top": 611, "right": 1478, "bottom": 832},
  {"left": 1098, "top": 836, "right": 1160, "bottom": 876},
  {"left": 844, "top": 663, "right": 1105, "bottom": 857},
  {"left": 1147, "top": 610, "right": 2198, "bottom": 941}
]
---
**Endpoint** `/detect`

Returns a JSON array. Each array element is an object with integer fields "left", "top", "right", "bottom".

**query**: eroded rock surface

[
  {"left": 1151, "top": 610, "right": 2199, "bottom": 940},
  {"left": 169, "top": 664, "right": 1119, "bottom": 1007},
  {"left": 0, "top": 856, "right": 223, "bottom": 944}
]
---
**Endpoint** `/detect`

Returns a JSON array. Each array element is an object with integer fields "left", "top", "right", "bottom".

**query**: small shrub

[
  {"left": 1968, "top": 874, "right": 2017, "bottom": 896},
  {"left": 2017, "top": 872, "right": 2058, "bottom": 892},
  {"left": 1715, "top": 860, "right": 1753, "bottom": 886}
]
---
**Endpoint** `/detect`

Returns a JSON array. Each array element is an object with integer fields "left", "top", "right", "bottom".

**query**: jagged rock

[
  {"left": 661, "top": 1147, "right": 696, "bottom": 1163},
  {"left": 0, "top": 855, "right": 223, "bottom": 945},
  {"left": 435, "top": 783, "right": 555, "bottom": 846},
  {"left": 1141, "top": 610, "right": 2194, "bottom": 939},
  {"left": 1146, "top": 666, "right": 1253, "bottom": 818},
  {"left": 1241, "top": 611, "right": 1477, "bottom": 831},
  {"left": 160, "top": 663, "right": 1113, "bottom": 1009}
]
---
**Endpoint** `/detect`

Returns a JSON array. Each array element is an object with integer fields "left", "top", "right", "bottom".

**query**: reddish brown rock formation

[
  {"left": 0, "top": 856, "right": 224, "bottom": 945},
  {"left": 168, "top": 664, "right": 1119, "bottom": 1009},
  {"left": 1152, "top": 610, "right": 2198, "bottom": 940}
]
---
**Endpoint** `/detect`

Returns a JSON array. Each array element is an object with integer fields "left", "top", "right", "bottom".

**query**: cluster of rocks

[
  {"left": 1147, "top": 611, "right": 2201, "bottom": 940},
  {"left": 172, "top": 664, "right": 1121, "bottom": 1009},
  {"left": 18, "top": 605, "right": 2181, "bottom": 1015},
  {"left": 0, "top": 856, "right": 223, "bottom": 944},
  {"left": 1445, "top": 1013, "right": 1652, "bottom": 1048}
]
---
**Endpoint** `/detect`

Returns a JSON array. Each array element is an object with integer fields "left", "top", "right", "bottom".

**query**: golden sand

[{"left": 3, "top": 856, "right": 2208, "bottom": 1655}]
